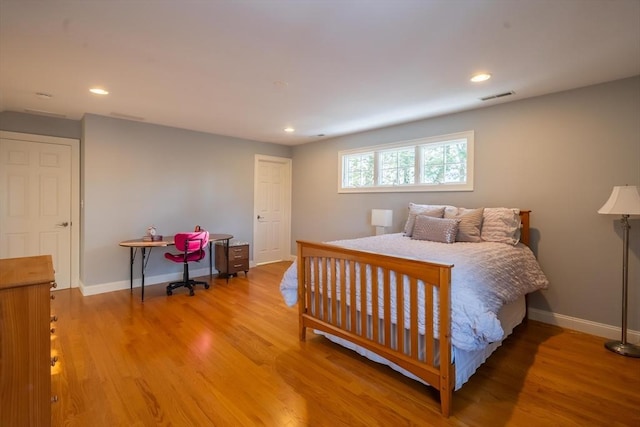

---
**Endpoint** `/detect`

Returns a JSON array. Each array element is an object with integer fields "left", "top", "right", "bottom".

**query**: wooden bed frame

[{"left": 296, "top": 210, "right": 531, "bottom": 417}]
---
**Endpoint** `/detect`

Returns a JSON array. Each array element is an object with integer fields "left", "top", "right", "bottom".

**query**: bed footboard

[{"left": 296, "top": 240, "right": 455, "bottom": 417}]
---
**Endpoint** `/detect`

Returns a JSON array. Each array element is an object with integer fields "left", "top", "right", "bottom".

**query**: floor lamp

[{"left": 598, "top": 185, "right": 640, "bottom": 357}]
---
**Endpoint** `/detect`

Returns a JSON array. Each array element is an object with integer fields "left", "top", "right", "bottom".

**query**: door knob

[{"left": 56, "top": 221, "right": 69, "bottom": 227}]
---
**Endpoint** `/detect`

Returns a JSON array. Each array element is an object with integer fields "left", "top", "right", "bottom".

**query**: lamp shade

[
  {"left": 371, "top": 209, "right": 393, "bottom": 227},
  {"left": 598, "top": 185, "right": 640, "bottom": 215}
]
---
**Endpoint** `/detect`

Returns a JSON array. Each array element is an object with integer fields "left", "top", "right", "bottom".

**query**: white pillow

[
  {"left": 481, "top": 208, "right": 521, "bottom": 245},
  {"left": 444, "top": 207, "right": 484, "bottom": 242}
]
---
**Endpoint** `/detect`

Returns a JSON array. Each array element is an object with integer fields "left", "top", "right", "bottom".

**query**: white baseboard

[
  {"left": 79, "top": 266, "right": 211, "bottom": 296},
  {"left": 528, "top": 307, "right": 640, "bottom": 344}
]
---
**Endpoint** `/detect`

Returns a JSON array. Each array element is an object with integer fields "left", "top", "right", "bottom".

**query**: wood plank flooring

[{"left": 50, "top": 262, "right": 639, "bottom": 426}]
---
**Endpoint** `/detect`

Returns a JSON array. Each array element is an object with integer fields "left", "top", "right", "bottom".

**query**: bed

[{"left": 279, "top": 206, "right": 549, "bottom": 417}]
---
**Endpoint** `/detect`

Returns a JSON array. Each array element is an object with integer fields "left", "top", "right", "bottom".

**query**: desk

[{"left": 119, "top": 233, "right": 233, "bottom": 301}]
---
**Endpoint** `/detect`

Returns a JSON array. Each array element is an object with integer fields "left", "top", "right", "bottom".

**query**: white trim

[
  {"left": 528, "top": 307, "right": 640, "bottom": 343},
  {"left": 78, "top": 266, "right": 211, "bottom": 296},
  {"left": 77, "top": 261, "right": 258, "bottom": 296}
]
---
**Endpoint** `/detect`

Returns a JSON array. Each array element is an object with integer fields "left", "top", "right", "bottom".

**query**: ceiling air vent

[
  {"left": 480, "top": 91, "right": 515, "bottom": 101},
  {"left": 110, "top": 112, "right": 145, "bottom": 121},
  {"left": 24, "top": 108, "right": 67, "bottom": 118}
]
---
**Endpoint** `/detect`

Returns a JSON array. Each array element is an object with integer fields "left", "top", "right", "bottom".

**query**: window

[{"left": 339, "top": 131, "right": 474, "bottom": 193}]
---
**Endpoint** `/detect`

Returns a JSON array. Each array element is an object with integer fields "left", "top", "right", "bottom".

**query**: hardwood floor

[{"left": 50, "top": 262, "right": 639, "bottom": 427}]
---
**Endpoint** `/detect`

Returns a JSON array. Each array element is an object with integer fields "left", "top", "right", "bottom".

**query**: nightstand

[{"left": 215, "top": 241, "right": 249, "bottom": 278}]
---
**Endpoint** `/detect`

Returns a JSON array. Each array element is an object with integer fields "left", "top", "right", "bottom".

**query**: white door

[
  {"left": 253, "top": 155, "right": 291, "bottom": 265},
  {"left": 0, "top": 134, "right": 77, "bottom": 289}
]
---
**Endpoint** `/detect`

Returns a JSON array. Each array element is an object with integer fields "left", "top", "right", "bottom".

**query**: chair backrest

[{"left": 174, "top": 231, "right": 209, "bottom": 254}]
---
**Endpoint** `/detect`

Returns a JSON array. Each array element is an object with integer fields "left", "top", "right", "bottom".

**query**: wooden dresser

[
  {"left": 0, "top": 255, "right": 56, "bottom": 427},
  {"left": 215, "top": 241, "right": 249, "bottom": 277}
]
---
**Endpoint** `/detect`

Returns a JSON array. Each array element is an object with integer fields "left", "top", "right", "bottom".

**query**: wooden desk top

[
  {"left": 119, "top": 237, "right": 174, "bottom": 247},
  {"left": 209, "top": 233, "right": 234, "bottom": 242},
  {"left": 119, "top": 234, "right": 233, "bottom": 248}
]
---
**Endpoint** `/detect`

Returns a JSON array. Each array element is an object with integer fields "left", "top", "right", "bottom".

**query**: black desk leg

[
  {"left": 209, "top": 241, "right": 213, "bottom": 279},
  {"left": 129, "top": 247, "right": 134, "bottom": 293},
  {"left": 225, "top": 238, "right": 230, "bottom": 283},
  {"left": 141, "top": 247, "right": 149, "bottom": 301}
]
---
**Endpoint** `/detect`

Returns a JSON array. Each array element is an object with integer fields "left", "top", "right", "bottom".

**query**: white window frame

[{"left": 338, "top": 130, "right": 474, "bottom": 193}]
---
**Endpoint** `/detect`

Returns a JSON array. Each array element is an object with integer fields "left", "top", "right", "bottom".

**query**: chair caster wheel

[
  {"left": 189, "top": 289, "right": 195, "bottom": 296},
  {"left": 166, "top": 290, "right": 172, "bottom": 296},
  {"left": 205, "top": 284, "right": 210, "bottom": 289}
]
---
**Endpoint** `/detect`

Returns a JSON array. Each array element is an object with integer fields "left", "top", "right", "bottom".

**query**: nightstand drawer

[
  {"left": 229, "top": 245, "right": 249, "bottom": 260},
  {"left": 228, "top": 259, "right": 249, "bottom": 273}
]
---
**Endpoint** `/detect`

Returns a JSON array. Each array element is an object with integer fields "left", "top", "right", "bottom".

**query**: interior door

[
  {"left": 253, "top": 155, "right": 291, "bottom": 265},
  {"left": 0, "top": 136, "right": 73, "bottom": 288}
]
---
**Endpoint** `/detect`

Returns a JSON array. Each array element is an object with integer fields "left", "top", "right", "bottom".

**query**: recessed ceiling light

[
  {"left": 89, "top": 88, "right": 109, "bottom": 95},
  {"left": 284, "top": 127, "right": 295, "bottom": 133},
  {"left": 470, "top": 73, "right": 492, "bottom": 83}
]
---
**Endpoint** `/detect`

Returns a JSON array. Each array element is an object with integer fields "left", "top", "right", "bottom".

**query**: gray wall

[
  {"left": 81, "top": 114, "right": 291, "bottom": 286},
  {"left": 2, "top": 77, "right": 639, "bottom": 331},
  {"left": 0, "top": 112, "right": 291, "bottom": 287},
  {"left": 290, "top": 76, "right": 640, "bottom": 331}
]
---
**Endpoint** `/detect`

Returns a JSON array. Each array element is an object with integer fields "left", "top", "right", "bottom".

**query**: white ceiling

[{"left": 1, "top": 1, "right": 639, "bottom": 146}]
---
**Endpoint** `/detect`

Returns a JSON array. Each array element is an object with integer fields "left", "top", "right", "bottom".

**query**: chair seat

[{"left": 164, "top": 250, "right": 205, "bottom": 263}]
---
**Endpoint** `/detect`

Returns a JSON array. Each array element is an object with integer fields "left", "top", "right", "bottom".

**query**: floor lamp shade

[
  {"left": 598, "top": 185, "right": 640, "bottom": 215},
  {"left": 598, "top": 185, "right": 640, "bottom": 358}
]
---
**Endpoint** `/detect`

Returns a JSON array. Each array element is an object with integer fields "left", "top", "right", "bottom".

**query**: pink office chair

[{"left": 164, "top": 231, "right": 210, "bottom": 296}]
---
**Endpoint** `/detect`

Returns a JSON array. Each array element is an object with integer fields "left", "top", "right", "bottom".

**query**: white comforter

[{"left": 280, "top": 233, "right": 549, "bottom": 351}]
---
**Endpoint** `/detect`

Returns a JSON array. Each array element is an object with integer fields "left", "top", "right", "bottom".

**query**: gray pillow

[
  {"left": 403, "top": 206, "right": 445, "bottom": 237},
  {"left": 411, "top": 215, "right": 461, "bottom": 244},
  {"left": 444, "top": 207, "right": 484, "bottom": 242}
]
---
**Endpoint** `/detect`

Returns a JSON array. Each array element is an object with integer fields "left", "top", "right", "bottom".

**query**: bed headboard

[{"left": 519, "top": 210, "right": 531, "bottom": 247}]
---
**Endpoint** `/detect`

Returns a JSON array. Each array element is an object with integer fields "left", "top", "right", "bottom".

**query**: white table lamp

[
  {"left": 598, "top": 185, "right": 640, "bottom": 357},
  {"left": 372, "top": 209, "right": 393, "bottom": 235}
]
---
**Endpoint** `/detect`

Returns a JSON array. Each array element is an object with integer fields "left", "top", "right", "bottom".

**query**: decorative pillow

[
  {"left": 444, "top": 207, "right": 484, "bottom": 242},
  {"left": 411, "top": 215, "right": 461, "bottom": 244},
  {"left": 481, "top": 208, "right": 521, "bottom": 245},
  {"left": 403, "top": 206, "right": 446, "bottom": 237},
  {"left": 403, "top": 203, "right": 452, "bottom": 237}
]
